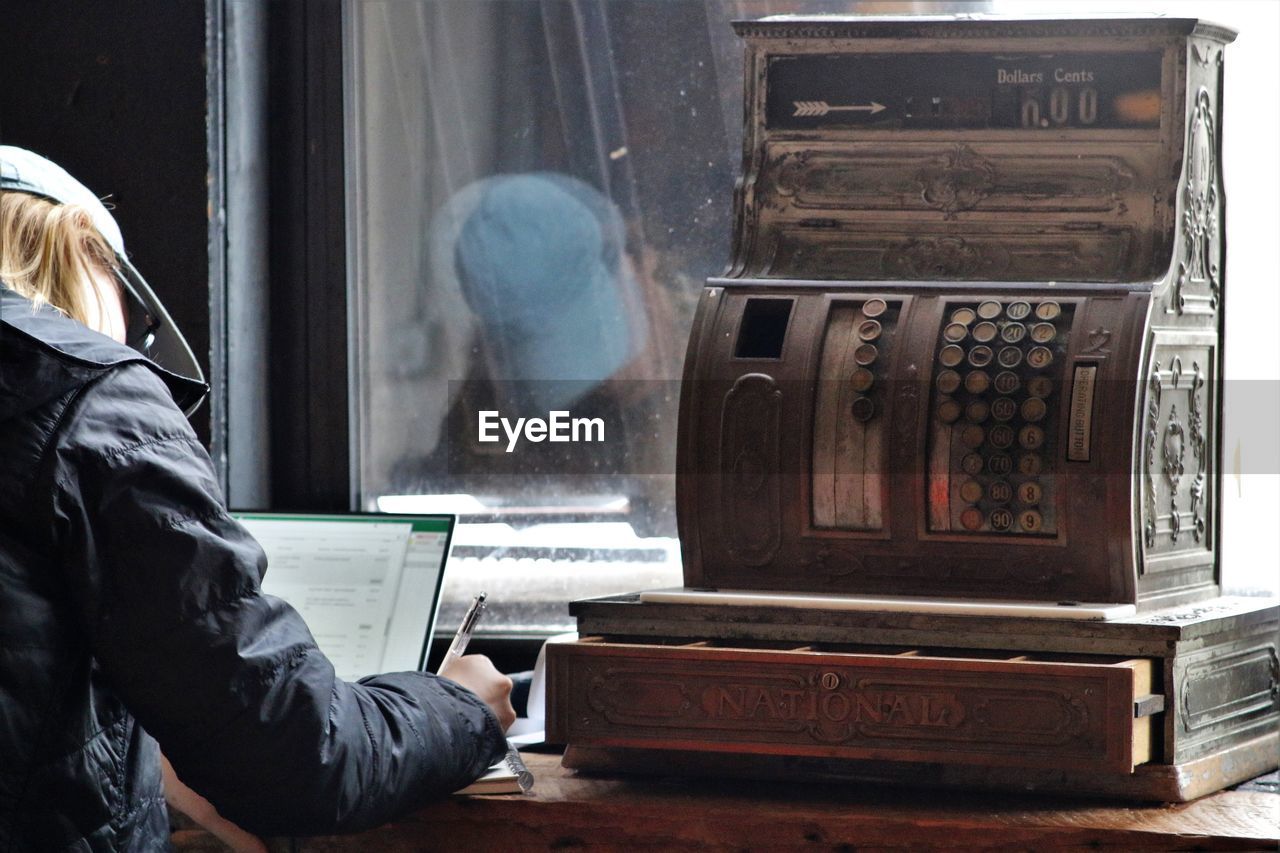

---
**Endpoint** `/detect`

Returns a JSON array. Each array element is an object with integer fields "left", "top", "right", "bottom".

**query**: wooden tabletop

[{"left": 173, "top": 752, "right": 1279, "bottom": 851}]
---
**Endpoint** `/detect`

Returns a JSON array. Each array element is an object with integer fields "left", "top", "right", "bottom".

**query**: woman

[{"left": 0, "top": 146, "right": 514, "bottom": 851}]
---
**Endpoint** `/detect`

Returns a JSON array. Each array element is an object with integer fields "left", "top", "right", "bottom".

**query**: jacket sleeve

[{"left": 42, "top": 364, "right": 507, "bottom": 835}]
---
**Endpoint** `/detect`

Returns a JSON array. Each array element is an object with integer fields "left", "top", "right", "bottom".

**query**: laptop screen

[{"left": 232, "top": 512, "right": 454, "bottom": 681}]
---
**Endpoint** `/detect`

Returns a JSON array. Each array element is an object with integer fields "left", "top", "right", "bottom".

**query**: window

[{"left": 344, "top": 1, "right": 978, "bottom": 632}]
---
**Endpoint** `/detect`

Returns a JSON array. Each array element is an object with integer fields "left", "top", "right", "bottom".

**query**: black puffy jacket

[{"left": 0, "top": 289, "right": 506, "bottom": 851}]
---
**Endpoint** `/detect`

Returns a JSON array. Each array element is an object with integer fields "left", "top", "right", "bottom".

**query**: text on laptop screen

[{"left": 233, "top": 514, "right": 452, "bottom": 681}]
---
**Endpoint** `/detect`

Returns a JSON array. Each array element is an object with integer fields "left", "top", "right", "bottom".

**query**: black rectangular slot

[{"left": 735, "top": 298, "right": 794, "bottom": 359}]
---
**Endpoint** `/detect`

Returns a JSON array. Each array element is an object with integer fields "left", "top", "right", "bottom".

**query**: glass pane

[{"left": 345, "top": 0, "right": 985, "bottom": 633}]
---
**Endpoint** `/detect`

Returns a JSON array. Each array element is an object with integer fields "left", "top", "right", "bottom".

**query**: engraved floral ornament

[
  {"left": 1163, "top": 407, "right": 1186, "bottom": 542},
  {"left": 916, "top": 145, "right": 996, "bottom": 218},
  {"left": 1145, "top": 357, "right": 1207, "bottom": 551},
  {"left": 1175, "top": 89, "right": 1220, "bottom": 313},
  {"left": 886, "top": 236, "right": 1008, "bottom": 279},
  {"left": 1144, "top": 364, "right": 1162, "bottom": 549},
  {"left": 1187, "top": 362, "right": 1207, "bottom": 542}
]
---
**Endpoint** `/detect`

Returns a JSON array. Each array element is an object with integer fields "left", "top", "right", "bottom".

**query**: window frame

[{"left": 252, "top": 0, "right": 354, "bottom": 511}]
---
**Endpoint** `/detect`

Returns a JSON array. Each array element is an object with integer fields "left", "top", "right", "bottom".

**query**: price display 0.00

[{"left": 1022, "top": 86, "right": 1098, "bottom": 128}]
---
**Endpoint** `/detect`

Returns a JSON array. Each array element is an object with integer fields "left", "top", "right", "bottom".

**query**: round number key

[
  {"left": 1019, "top": 424, "right": 1045, "bottom": 450},
  {"left": 960, "top": 507, "right": 985, "bottom": 531},
  {"left": 997, "top": 346, "right": 1023, "bottom": 368},
  {"left": 1001, "top": 322, "right": 1027, "bottom": 344},
  {"left": 1018, "top": 481, "right": 1043, "bottom": 505},
  {"left": 1019, "top": 509, "right": 1044, "bottom": 532},
  {"left": 988, "top": 480, "right": 1013, "bottom": 504},
  {"left": 1018, "top": 453, "right": 1043, "bottom": 476},
  {"left": 862, "top": 298, "right": 888, "bottom": 318},
  {"left": 1006, "top": 301, "right": 1032, "bottom": 321},
  {"left": 854, "top": 343, "right": 879, "bottom": 366},
  {"left": 1035, "top": 301, "right": 1061, "bottom": 321},
  {"left": 989, "top": 508, "right": 1014, "bottom": 531},
  {"left": 950, "top": 306, "right": 977, "bottom": 326},
  {"left": 988, "top": 453, "right": 1013, "bottom": 475},
  {"left": 994, "top": 371, "right": 1021, "bottom": 395},
  {"left": 858, "top": 319, "right": 882, "bottom": 342},
  {"left": 961, "top": 452, "right": 985, "bottom": 476},
  {"left": 943, "top": 323, "right": 969, "bottom": 343},
  {"left": 989, "top": 424, "right": 1015, "bottom": 449},
  {"left": 851, "top": 368, "right": 875, "bottom": 393},
  {"left": 1030, "top": 322, "right": 1057, "bottom": 343},
  {"left": 1026, "top": 346, "right": 1054, "bottom": 369},
  {"left": 960, "top": 424, "right": 986, "bottom": 449},
  {"left": 967, "top": 345, "right": 994, "bottom": 367},
  {"left": 959, "top": 479, "right": 985, "bottom": 503},
  {"left": 964, "top": 371, "right": 991, "bottom": 395},
  {"left": 1026, "top": 376, "right": 1054, "bottom": 398},
  {"left": 936, "top": 398, "right": 963, "bottom": 424},
  {"left": 1020, "top": 397, "right": 1047, "bottom": 422},
  {"left": 972, "top": 321, "right": 998, "bottom": 343},
  {"left": 965, "top": 400, "right": 990, "bottom": 423},
  {"left": 936, "top": 369, "right": 962, "bottom": 394},
  {"left": 939, "top": 344, "right": 965, "bottom": 367},
  {"left": 977, "top": 300, "right": 1003, "bottom": 320},
  {"left": 850, "top": 396, "right": 876, "bottom": 422},
  {"left": 991, "top": 397, "right": 1017, "bottom": 421}
]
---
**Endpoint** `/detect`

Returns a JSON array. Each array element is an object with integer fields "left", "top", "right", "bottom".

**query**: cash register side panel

[{"left": 1132, "top": 31, "right": 1226, "bottom": 608}]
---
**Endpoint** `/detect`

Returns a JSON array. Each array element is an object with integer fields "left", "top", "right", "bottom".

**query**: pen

[{"left": 437, "top": 591, "right": 487, "bottom": 674}]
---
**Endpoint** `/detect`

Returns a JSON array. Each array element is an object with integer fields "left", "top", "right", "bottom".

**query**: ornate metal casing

[{"left": 675, "top": 16, "right": 1236, "bottom": 607}]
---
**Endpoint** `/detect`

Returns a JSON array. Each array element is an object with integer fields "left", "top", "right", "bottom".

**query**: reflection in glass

[{"left": 346, "top": 1, "right": 987, "bottom": 631}]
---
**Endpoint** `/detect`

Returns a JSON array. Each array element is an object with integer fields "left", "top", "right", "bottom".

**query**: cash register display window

[{"left": 344, "top": 1, "right": 986, "bottom": 633}]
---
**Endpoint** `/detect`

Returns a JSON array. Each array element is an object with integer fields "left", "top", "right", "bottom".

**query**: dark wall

[{"left": 0, "top": 1, "right": 211, "bottom": 443}]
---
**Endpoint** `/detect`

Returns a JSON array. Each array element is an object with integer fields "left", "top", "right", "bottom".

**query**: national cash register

[{"left": 546, "top": 16, "right": 1279, "bottom": 801}]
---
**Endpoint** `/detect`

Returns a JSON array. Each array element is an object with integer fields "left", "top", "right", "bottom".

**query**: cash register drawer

[{"left": 547, "top": 639, "right": 1158, "bottom": 774}]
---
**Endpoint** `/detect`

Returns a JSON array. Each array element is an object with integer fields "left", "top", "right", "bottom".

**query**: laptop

[{"left": 232, "top": 512, "right": 454, "bottom": 681}]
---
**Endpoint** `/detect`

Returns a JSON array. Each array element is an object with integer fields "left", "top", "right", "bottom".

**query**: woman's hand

[
  {"left": 161, "top": 755, "right": 268, "bottom": 853},
  {"left": 439, "top": 654, "right": 517, "bottom": 730}
]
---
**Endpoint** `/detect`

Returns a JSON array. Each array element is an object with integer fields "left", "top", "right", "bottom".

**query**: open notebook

[{"left": 456, "top": 744, "right": 534, "bottom": 795}]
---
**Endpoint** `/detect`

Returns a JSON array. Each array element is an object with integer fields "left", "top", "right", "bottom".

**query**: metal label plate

[{"left": 1068, "top": 364, "right": 1098, "bottom": 462}]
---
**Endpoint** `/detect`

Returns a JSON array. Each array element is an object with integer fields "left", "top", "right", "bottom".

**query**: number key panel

[{"left": 926, "top": 298, "right": 1075, "bottom": 537}]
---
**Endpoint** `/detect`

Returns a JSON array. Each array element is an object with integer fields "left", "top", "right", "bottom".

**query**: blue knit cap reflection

[{"left": 453, "top": 173, "right": 640, "bottom": 413}]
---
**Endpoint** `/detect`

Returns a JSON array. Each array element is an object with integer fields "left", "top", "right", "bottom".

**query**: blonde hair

[{"left": 0, "top": 190, "right": 119, "bottom": 326}]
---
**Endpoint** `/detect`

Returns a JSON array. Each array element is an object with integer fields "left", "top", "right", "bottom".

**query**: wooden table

[{"left": 172, "top": 752, "right": 1279, "bottom": 851}]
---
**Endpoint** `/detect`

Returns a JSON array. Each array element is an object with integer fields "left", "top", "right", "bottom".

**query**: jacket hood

[{"left": 0, "top": 288, "right": 208, "bottom": 422}]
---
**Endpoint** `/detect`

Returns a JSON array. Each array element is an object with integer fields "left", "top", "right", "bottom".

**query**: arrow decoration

[{"left": 792, "top": 100, "right": 887, "bottom": 117}]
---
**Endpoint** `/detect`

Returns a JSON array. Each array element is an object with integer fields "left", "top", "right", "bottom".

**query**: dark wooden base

[
  {"left": 549, "top": 595, "right": 1280, "bottom": 801},
  {"left": 563, "top": 731, "right": 1279, "bottom": 803}
]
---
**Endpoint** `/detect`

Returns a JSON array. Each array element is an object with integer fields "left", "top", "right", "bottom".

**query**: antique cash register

[{"left": 546, "top": 16, "right": 1279, "bottom": 800}]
